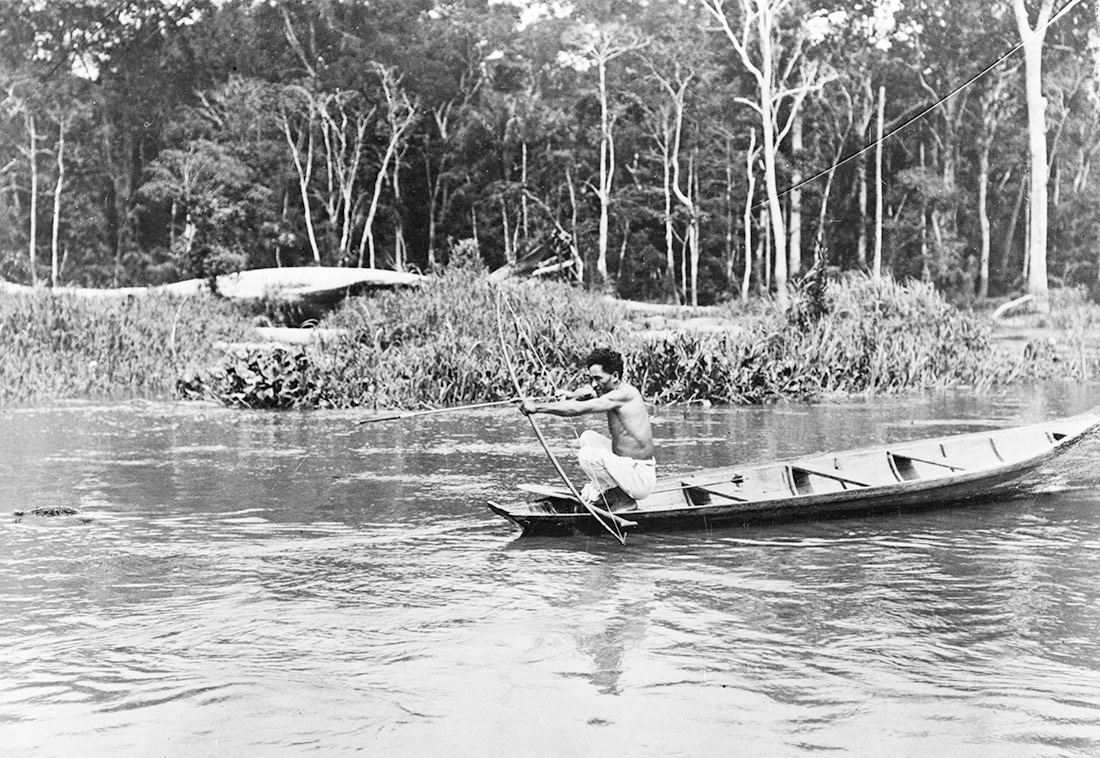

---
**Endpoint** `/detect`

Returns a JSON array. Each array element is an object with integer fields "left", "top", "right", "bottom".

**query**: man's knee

[
  {"left": 577, "top": 430, "right": 608, "bottom": 449},
  {"left": 577, "top": 446, "right": 604, "bottom": 468}
]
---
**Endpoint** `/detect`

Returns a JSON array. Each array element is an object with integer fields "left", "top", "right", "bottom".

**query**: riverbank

[{"left": 2, "top": 271, "right": 1098, "bottom": 408}]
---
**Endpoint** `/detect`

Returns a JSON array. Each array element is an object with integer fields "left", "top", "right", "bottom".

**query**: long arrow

[{"left": 358, "top": 399, "right": 519, "bottom": 424}]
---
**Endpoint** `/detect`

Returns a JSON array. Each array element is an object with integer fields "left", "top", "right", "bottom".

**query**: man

[{"left": 519, "top": 347, "right": 656, "bottom": 510}]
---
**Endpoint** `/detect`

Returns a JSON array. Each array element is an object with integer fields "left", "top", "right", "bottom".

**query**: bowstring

[
  {"left": 501, "top": 290, "right": 590, "bottom": 452},
  {"left": 504, "top": 294, "right": 619, "bottom": 520},
  {"left": 497, "top": 287, "right": 625, "bottom": 542}
]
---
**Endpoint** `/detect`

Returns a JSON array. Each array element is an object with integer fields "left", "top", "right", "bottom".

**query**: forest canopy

[{"left": 1, "top": 0, "right": 1097, "bottom": 306}]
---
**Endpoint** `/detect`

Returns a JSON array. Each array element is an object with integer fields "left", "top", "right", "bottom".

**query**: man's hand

[
  {"left": 519, "top": 400, "right": 538, "bottom": 416},
  {"left": 572, "top": 385, "right": 597, "bottom": 401}
]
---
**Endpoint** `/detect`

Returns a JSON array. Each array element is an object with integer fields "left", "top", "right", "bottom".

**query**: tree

[
  {"left": 1012, "top": 0, "right": 1057, "bottom": 309},
  {"left": 140, "top": 139, "right": 255, "bottom": 285},
  {"left": 974, "top": 61, "right": 1020, "bottom": 297},
  {"left": 357, "top": 63, "right": 418, "bottom": 269},
  {"left": 700, "top": 0, "right": 832, "bottom": 308},
  {"left": 567, "top": 20, "right": 647, "bottom": 285}
]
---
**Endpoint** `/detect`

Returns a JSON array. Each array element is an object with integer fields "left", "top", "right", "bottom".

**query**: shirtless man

[{"left": 519, "top": 348, "right": 656, "bottom": 509}]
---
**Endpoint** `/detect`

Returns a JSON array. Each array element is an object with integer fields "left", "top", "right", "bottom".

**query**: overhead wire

[
  {"left": 762, "top": 0, "right": 1089, "bottom": 209},
  {"left": 20, "top": 0, "right": 131, "bottom": 97}
]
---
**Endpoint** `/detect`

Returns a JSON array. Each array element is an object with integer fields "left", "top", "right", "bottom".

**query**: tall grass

[
  {"left": 0, "top": 291, "right": 252, "bottom": 405},
  {"left": 633, "top": 277, "right": 997, "bottom": 403}
]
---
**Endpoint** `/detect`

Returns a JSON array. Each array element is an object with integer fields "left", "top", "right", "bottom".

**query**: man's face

[{"left": 587, "top": 364, "right": 617, "bottom": 395}]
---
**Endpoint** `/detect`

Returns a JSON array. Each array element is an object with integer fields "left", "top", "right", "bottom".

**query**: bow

[{"left": 494, "top": 288, "right": 632, "bottom": 543}]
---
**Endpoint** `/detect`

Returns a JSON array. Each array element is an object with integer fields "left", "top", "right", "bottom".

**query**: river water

[{"left": 2, "top": 383, "right": 1100, "bottom": 757}]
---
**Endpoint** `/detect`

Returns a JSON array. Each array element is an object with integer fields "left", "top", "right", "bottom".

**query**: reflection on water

[{"left": 1, "top": 383, "right": 1100, "bottom": 756}]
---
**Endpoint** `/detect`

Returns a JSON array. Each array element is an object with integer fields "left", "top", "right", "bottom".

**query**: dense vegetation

[
  {"left": 181, "top": 271, "right": 1100, "bottom": 409},
  {"left": 0, "top": 292, "right": 250, "bottom": 404},
  {"left": 2, "top": 1, "right": 1099, "bottom": 308},
  {"left": 3, "top": 271, "right": 1097, "bottom": 408}
]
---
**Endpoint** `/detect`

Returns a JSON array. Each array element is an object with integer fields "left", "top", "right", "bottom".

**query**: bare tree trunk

[
  {"left": 788, "top": 109, "right": 802, "bottom": 278},
  {"left": 617, "top": 220, "right": 630, "bottom": 280},
  {"left": 51, "top": 118, "right": 65, "bottom": 288},
  {"left": 26, "top": 111, "right": 39, "bottom": 286},
  {"left": 1013, "top": 0, "right": 1055, "bottom": 309},
  {"left": 873, "top": 85, "right": 885, "bottom": 278},
  {"left": 281, "top": 108, "right": 322, "bottom": 265},
  {"left": 578, "top": 34, "right": 646, "bottom": 285},
  {"left": 661, "top": 129, "right": 677, "bottom": 301},
  {"left": 725, "top": 137, "right": 736, "bottom": 288},
  {"left": 596, "top": 54, "right": 613, "bottom": 283},
  {"left": 856, "top": 85, "right": 873, "bottom": 268},
  {"left": 700, "top": 0, "right": 832, "bottom": 309},
  {"left": 170, "top": 199, "right": 178, "bottom": 252},
  {"left": 276, "top": 188, "right": 289, "bottom": 267},
  {"left": 742, "top": 128, "right": 758, "bottom": 301},
  {"left": 975, "top": 67, "right": 1017, "bottom": 298},
  {"left": 521, "top": 141, "right": 529, "bottom": 238},
  {"left": 357, "top": 65, "right": 417, "bottom": 270},
  {"left": 689, "top": 150, "right": 700, "bottom": 306},
  {"left": 393, "top": 148, "right": 406, "bottom": 270},
  {"left": 814, "top": 160, "right": 839, "bottom": 253},
  {"left": 566, "top": 167, "right": 583, "bottom": 282},
  {"left": 977, "top": 146, "right": 992, "bottom": 298},
  {"left": 501, "top": 197, "right": 513, "bottom": 266},
  {"left": 920, "top": 143, "right": 930, "bottom": 281}
]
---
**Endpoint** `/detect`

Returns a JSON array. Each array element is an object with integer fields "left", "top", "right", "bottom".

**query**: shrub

[{"left": 633, "top": 275, "right": 998, "bottom": 403}]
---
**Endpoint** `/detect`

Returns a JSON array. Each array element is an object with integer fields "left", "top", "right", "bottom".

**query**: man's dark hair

[{"left": 585, "top": 347, "right": 624, "bottom": 377}]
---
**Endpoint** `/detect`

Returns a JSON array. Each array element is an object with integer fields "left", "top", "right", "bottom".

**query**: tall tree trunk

[
  {"left": 788, "top": 109, "right": 802, "bottom": 278},
  {"left": 1014, "top": 0, "right": 1055, "bottom": 309},
  {"left": 977, "top": 149, "right": 992, "bottom": 298},
  {"left": 661, "top": 129, "right": 677, "bottom": 301},
  {"left": 281, "top": 110, "right": 322, "bottom": 265},
  {"left": 856, "top": 87, "right": 873, "bottom": 268},
  {"left": 521, "top": 141, "right": 529, "bottom": 238},
  {"left": 725, "top": 137, "right": 735, "bottom": 288},
  {"left": 566, "top": 168, "right": 583, "bottom": 283},
  {"left": 26, "top": 111, "right": 39, "bottom": 286},
  {"left": 873, "top": 85, "right": 885, "bottom": 278},
  {"left": 425, "top": 156, "right": 438, "bottom": 270},
  {"left": 760, "top": 74, "right": 787, "bottom": 304},
  {"left": 596, "top": 55, "right": 613, "bottom": 284},
  {"left": 51, "top": 119, "right": 65, "bottom": 288},
  {"left": 689, "top": 150, "right": 700, "bottom": 306},
  {"left": 742, "top": 128, "right": 757, "bottom": 301}
]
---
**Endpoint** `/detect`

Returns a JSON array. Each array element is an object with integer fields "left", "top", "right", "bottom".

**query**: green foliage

[
  {"left": 0, "top": 291, "right": 253, "bottom": 405},
  {"left": 192, "top": 269, "right": 625, "bottom": 409},
  {"left": 186, "top": 345, "right": 330, "bottom": 409},
  {"left": 188, "top": 272, "right": 1081, "bottom": 410},
  {"left": 633, "top": 276, "right": 1000, "bottom": 404}
]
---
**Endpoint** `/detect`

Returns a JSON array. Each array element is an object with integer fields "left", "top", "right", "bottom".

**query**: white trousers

[{"left": 576, "top": 430, "right": 656, "bottom": 501}]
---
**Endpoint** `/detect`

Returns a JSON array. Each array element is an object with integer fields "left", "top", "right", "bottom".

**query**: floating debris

[{"left": 14, "top": 505, "right": 81, "bottom": 517}]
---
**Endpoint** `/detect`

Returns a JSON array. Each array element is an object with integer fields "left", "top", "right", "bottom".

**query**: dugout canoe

[{"left": 486, "top": 407, "right": 1100, "bottom": 538}]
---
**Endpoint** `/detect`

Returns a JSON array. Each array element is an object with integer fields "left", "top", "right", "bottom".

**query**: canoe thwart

[
  {"left": 888, "top": 452, "right": 968, "bottom": 472},
  {"left": 788, "top": 464, "right": 872, "bottom": 489}
]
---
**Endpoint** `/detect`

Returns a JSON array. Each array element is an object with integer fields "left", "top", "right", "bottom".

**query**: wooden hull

[{"left": 487, "top": 409, "right": 1100, "bottom": 538}]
